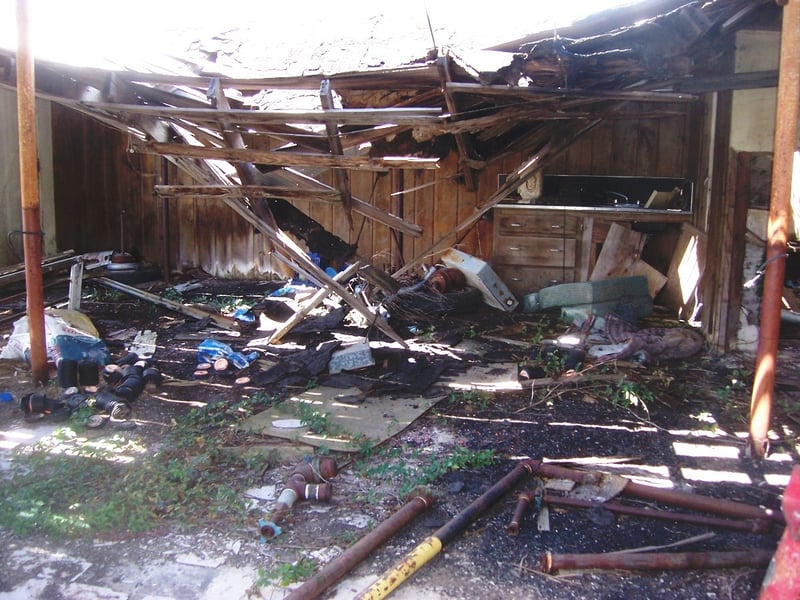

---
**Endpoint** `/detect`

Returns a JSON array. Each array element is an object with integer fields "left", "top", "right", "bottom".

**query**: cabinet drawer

[
  {"left": 493, "top": 266, "right": 576, "bottom": 296},
  {"left": 494, "top": 235, "right": 576, "bottom": 267},
  {"left": 496, "top": 211, "right": 579, "bottom": 235}
]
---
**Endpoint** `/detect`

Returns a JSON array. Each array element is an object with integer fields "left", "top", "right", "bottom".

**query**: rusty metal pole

[
  {"left": 749, "top": 0, "right": 800, "bottom": 459},
  {"left": 284, "top": 491, "right": 434, "bottom": 600},
  {"left": 542, "top": 494, "right": 771, "bottom": 533},
  {"left": 355, "top": 459, "right": 536, "bottom": 600},
  {"left": 531, "top": 462, "right": 784, "bottom": 524},
  {"left": 541, "top": 549, "right": 775, "bottom": 574},
  {"left": 15, "top": 0, "right": 48, "bottom": 383}
]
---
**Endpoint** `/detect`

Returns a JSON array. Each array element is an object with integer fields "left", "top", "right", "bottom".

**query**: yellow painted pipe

[{"left": 354, "top": 536, "right": 443, "bottom": 600}]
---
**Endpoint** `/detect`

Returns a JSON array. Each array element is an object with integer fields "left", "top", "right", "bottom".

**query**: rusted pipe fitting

[
  {"left": 283, "top": 472, "right": 333, "bottom": 502},
  {"left": 507, "top": 491, "right": 536, "bottom": 536},
  {"left": 540, "top": 548, "right": 775, "bottom": 574},
  {"left": 259, "top": 468, "right": 335, "bottom": 540},
  {"left": 291, "top": 456, "right": 338, "bottom": 484}
]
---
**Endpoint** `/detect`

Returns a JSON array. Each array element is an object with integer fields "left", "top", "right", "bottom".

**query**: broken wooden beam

[
  {"left": 138, "top": 141, "right": 440, "bottom": 171},
  {"left": 267, "top": 261, "right": 362, "bottom": 343},
  {"left": 94, "top": 277, "right": 238, "bottom": 330},
  {"left": 437, "top": 56, "right": 479, "bottom": 191},
  {"left": 446, "top": 82, "right": 697, "bottom": 103},
  {"left": 153, "top": 185, "right": 343, "bottom": 203},
  {"left": 79, "top": 101, "right": 444, "bottom": 126},
  {"left": 320, "top": 78, "right": 354, "bottom": 228}
]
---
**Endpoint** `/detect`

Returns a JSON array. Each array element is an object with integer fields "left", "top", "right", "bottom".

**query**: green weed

[
  {"left": 609, "top": 380, "right": 654, "bottom": 417},
  {"left": 256, "top": 558, "right": 318, "bottom": 588},
  {"left": 446, "top": 389, "right": 492, "bottom": 410}
]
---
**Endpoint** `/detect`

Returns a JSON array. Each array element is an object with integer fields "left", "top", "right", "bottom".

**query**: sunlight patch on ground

[
  {"left": 672, "top": 441, "right": 741, "bottom": 460},
  {"left": 679, "top": 467, "right": 752, "bottom": 485}
]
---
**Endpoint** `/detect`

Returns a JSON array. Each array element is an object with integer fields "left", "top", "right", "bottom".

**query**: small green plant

[
  {"left": 256, "top": 558, "right": 318, "bottom": 588},
  {"left": 610, "top": 380, "right": 654, "bottom": 416},
  {"left": 294, "top": 402, "right": 332, "bottom": 434},
  {"left": 543, "top": 350, "right": 567, "bottom": 377},
  {"left": 161, "top": 287, "right": 185, "bottom": 303},
  {"left": 446, "top": 389, "right": 492, "bottom": 410},
  {"left": 358, "top": 444, "right": 497, "bottom": 497}
]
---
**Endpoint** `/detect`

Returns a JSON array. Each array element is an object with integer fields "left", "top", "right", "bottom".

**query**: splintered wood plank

[
  {"left": 660, "top": 223, "right": 706, "bottom": 319},
  {"left": 589, "top": 222, "right": 645, "bottom": 281}
]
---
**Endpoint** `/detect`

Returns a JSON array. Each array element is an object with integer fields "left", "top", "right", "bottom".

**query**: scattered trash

[
  {"left": 329, "top": 340, "right": 374, "bottom": 374},
  {"left": 197, "top": 338, "right": 259, "bottom": 372}
]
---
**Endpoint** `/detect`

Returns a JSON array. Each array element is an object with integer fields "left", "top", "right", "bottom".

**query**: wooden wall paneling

[
  {"left": 565, "top": 128, "right": 594, "bottom": 173},
  {"left": 351, "top": 169, "right": 374, "bottom": 264},
  {"left": 176, "top": 169, "right": 199, "bottom": 271},
  {"left": 433, "top": 153, "right": 460, "bottom": 258},
  {"left": 611, "top": 107, "right": 640, "bottom": 175},
  {"left": 418, "top": 168, "right": 437, "bottom": 264},
  {"left": 635, "top": 116, "right": 659, "bottom": 176},
  {"left": 371, "top": 172, "right": 393, "bottom": 271},
  {"left": 545, "top": 132, "right": 569, "bottom": 173},
  {"left": 456, "top": 158, "right": 480, "bottom": 258},
  {"left": 590, "top": 121, "right": 615, "bottom": 175},
  {"left": 656, "top": 112, "right": 688, "bottom": 177},
  {"left": 702, "top": 89, "right": 734, "bottom": 348},
  {"left": 724, "top": 151, "right": 754, "bottom": 345},
  {"left": 52, "top": 105, "right": 83, "bottom": 252},
  {"left": 137, "top": 155, "right": 160, "bottom": 270},
  {"left": 408, "top": 169, "right": 434, "bottom": 267}
]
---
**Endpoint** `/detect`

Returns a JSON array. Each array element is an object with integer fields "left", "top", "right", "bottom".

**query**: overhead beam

[
  {"left": 77, "top": 101, "right": 444, "bottom": 127},
  {"left": 138, "top": 140, "right": 440, "bottom": 171},
  {"left": 437, "top": 56, "right": 479, "bottom": 190},
  {"left": 446, "top": 82, "right": 697, "bottom": 103},
  {"left": 153, "top": 184, "right": 343, "bottom": 202},
  {"left": 320, "top": 79, "right": 354, "bottom": 228}
]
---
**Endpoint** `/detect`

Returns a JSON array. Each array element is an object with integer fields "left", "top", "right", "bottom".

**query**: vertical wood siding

[{"left": 50, "top": 105, "right": 692, "bottom": 280}]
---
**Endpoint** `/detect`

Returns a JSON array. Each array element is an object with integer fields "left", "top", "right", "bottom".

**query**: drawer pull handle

[
  {"left": 550, "top": 248, "right": 563, "bottom": 253},
  {"left": 509, "top": 222, "right": 523, "bottom": 227},
  {"left": 550, "top": 224, "right": 562, "bottom": 229},
  {"left": 508, "top": 247, "right": 521, "bottom": 251}
]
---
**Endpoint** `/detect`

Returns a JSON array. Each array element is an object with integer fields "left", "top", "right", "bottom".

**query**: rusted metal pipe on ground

[
  {"left": 543, "top": 494, "right": 771, "bottom": 533},
  {"left": 284, "top": 490, "right": 434, "bottom": 600},
  {"left": 260, "top": 457, "right": 338, "bottom": 539},
  {"left": 354, "top": 459, "right": 536, "bottom": 600},
  {"left": 759, "top": 465, "right": 800, "bottom": 599},
  {"left": 531, "top": 461, "right": 784, "bottom": 524},
  {"left": 540, "top": 548, "right": 775, "bottom": 574}
]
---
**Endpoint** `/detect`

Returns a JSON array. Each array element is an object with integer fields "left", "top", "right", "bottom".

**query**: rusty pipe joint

[
  {"left": 260, "top": 461, "right": 337, "bottom": 540},
  {"left": 290, "top": 455, "right": 338, "bottom": 484},
  {"left": 507, "top": 491, "right": 537, "bottom": 536}
]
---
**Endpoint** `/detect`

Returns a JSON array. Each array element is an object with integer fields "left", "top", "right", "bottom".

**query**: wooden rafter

[
  {"left": 137, "top": 140, "right": 440, "bottom": 171},
  {"left": 320, "top": 79, "right": 354, "bottom": 229},
  {"left": 437, "top": 56, "right": 482, "bottom": 190},
  {"left": 76, "top": 101, "right": 444, "bottom": 127},
  {"left": 153, "top": 185, "right": 343, "bottom": 202}
]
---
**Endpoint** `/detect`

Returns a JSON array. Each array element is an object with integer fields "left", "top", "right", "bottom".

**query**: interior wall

[
  {"left": 51, "top": 104, "right": 162, "bottom": 265},
  {"left": 0, "top": 88, "right": 56, "bottom": 268},
  {"left": 49, "top": 101, "right": 692, "bottom": 281}
]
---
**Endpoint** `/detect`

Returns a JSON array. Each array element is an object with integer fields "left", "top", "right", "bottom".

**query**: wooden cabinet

[{"left": 491, "top": 208, "right": 582, "bottom": 298}]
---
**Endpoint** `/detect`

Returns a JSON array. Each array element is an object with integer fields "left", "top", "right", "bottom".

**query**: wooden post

[
  {"left": 15, "top": 0, "right": 48, "bottom": 383},
  {"left": 749, "top": 0, "right": 800, "bottom": 459}
]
